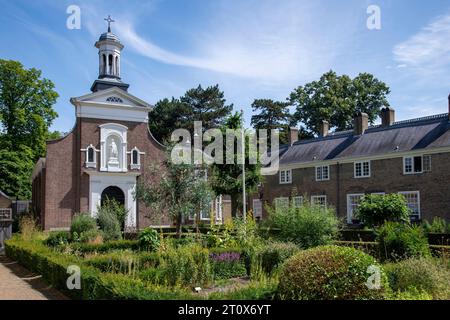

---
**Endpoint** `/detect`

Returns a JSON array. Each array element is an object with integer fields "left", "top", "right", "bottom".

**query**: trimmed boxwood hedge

[{"left": 4, "top": 237, "right": 194, "bottom": 300}]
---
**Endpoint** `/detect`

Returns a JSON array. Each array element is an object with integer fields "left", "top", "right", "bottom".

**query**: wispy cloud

[{"left": 393, "top": 14, "right": 450, "bottom": 78}]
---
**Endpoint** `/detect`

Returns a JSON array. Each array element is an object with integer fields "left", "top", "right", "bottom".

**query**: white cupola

[{"left": 91, "top": 16, "right": 129, "bottom": 93}]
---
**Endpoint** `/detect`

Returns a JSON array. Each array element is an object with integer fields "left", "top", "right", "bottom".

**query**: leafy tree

[
  {"left": 0, "top": 146, "right": 34, "bottom": 199},
  {"left": 135, "top": 147, "right": 215, "bottom": 237},
  {"left": 250, "top": 99, "right": 290, "bottom": 145},
  {"left": 0, "top": 59, "right": 58, "bottom": 160},
  {"left": 210, "top": 112, "right": 262, "bottom": 218},
  {"left": 290, "top": 70, "right": 390, "bottom": 136},
  {"left": 355, "top": 194, "right": 410, "bottom": 228},
  {"left": 148, "top": 84, "right": 233, "bottom": 143}
]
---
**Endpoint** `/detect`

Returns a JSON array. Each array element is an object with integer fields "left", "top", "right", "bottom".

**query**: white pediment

[{"left": 70, "top": 87, "right": 152, "bottom": 123}]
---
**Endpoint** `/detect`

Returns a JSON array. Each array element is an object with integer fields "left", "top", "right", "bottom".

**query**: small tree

[
  {"left": 355, "top": 194, "right": 410, "bottom": 228},
  {"left": 135, "top": 147, "right": 215, "bottom": 238}
]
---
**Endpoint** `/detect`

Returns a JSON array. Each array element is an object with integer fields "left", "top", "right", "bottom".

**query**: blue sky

[{"left": 1, "top": 0, "right": 450, "bottom": 132}]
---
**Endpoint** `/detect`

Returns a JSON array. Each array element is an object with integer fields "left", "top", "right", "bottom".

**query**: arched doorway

[{"left": 101, "top": 186, "right": 125, "bottom": 207}]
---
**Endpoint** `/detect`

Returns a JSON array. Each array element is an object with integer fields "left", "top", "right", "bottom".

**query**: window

[
  {"left": 316, "top": 165, "right": 330, "bottom": 181},
  {"left": 346, "top": 194, "right": 364, "bottom": 223},
  {"left": 404, "top": 155, "right": 431, "bottom": 174},
  {"left": 253, "top": 199, "right": 263, "bottom": 219},
  {"left": 398, "top": 191, "right": 420, "bottom": 220},
  {"left": 293, "top": 196, "right": 304, "bottom": 208},
  {"left": 106, "top": 96, "right": 124, "bottom": 103},
  {"left": 84, "top": 145, "right": 96, "bottom": 168},
  {"left": 130, "top": 147, "right": 141, "bottom": 170},
  {"left": 354, "top": 161, "right": 370, "bottom": 178},
  {"left": 279, "top": 169, "right": 292, "bottom": 184},
  {"left": 274, "top": 197, "right": 289, "bottom": 209},
  {"left": 311, "top": 195, "right": 327, "bottom": 208}
]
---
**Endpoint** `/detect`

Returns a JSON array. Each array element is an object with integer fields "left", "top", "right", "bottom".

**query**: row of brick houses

[{"left": 250, "top": 104, "right": 450, "bottom": 224}]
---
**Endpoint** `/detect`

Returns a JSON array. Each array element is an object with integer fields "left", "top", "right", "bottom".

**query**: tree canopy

[
  {"left": 0, "top": 59, "right": 58, "bottom": 199},
  {"left": 148, "top": 84, "right": 233, "bottom": 143},
  {"left": 289, "top": 70, "right": 390, "bottom": 136},
  {"left": 250, "top": 99, "right": 291, "bottom": 145}
]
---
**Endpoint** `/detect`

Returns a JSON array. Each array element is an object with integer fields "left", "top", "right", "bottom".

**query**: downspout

[{"left": 336, "top": 162, "right": 341, "bottom": 218}]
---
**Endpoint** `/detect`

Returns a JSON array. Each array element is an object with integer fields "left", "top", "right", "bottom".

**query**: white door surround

[{"left": 86, "top": 171, "right": 139, "bottom": 230}]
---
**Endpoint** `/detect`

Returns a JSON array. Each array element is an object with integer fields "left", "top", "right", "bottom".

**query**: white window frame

[
  {"left": 311, "top": 195, "right": 327, "bottom": 208},
  {"left": 129, "top": 147, "right": 143, "bottom": 170},
  {"left": 346, "top": 193, "right": 364, "bottom": 223},
  {"left": 274, "top": 197, "right": 289, "bottom": 209},
  {"left": 423, "top": 155, "right": 432, "bottom": 172},
  {"left": 398, "top": 191, "right": 421, "bottom": 219},
  {"left": 83, "top": 144, "right": 98, "bottom": 168},
  {"left": 292, "top": 196, "right": 304, "bottom": 208},
  {"left": 279, "top": 169, "right": 292, "bottom": 184},
  {"left": 252, "top": 199, "right": 263, "bottom": 219},
  {"left": 315, "top": 165, "right": 330, "bottom": 181},
  {"left": 354, "top": 161, "right": 371, "bottom": 178},
  {"left": 403, "top": 156, "right": 423, "bottom": 175}
]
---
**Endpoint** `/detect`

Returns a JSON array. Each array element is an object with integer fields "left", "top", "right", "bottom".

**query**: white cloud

[{"left": 393, "top": 14, "right": 450, "bottom": 75}]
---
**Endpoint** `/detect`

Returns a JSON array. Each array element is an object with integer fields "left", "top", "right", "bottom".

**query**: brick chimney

[
  {"left": 381, "top": 107, "right": 395, "bottom": 127},
  {"left": 319, "top": 120, "right": 329, "bottom": 137},
  {"left": 354, "top": 112, "right": 369, "bottom": 135},
  {"left": 288, "top": 127, "right": 299, "bottom": 145}
]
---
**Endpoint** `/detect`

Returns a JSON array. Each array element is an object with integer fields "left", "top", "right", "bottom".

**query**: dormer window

[
  {"left": 130, "top": 147, "right": 142, "bottom": 170},
  {"left": 106, "top": 96, "right": 123, "bottom": 103},
  {"left": 84, "top": 144, "right": 97, "bottom": 168}
]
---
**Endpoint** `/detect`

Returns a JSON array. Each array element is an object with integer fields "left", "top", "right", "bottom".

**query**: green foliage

[
  {"left": 0, "top": 146, "right": 34, "bottom": 199},
  {"left": 68, "top": 240, "right": 139, "bottom": 254},
  {"left": 159, "top": 243, "right": 213, "bottom": 287},
  {"left": 0, "top": 59, "right": 58, "bottom": 159},
  {"left": 259, "top": 241, "right": 300, "bottom": 275},
  {"left": 148, "top": 84, "right": 232, "bottom": 143},
  {"left": 98, "top": 198, "right": 128, "bottom": 231},
  {"left": 96, "top": 202, "right": 122, "bottom": 241},
  {"left": 4, "top": 238, "right": 194, "bottom": 300},
  {"left": 376, "top": 222, "right": 430, "bottom": 261},
  {"left": 290, "top": 70, "right": 390, "bottom": 135},
  {"left": 355, "top": 194, "right": 410, "bottom": 227},
  {"left": 278, "top": 245, "right": 388, "bottom": 300},
  {"left": 70, "top": 213, "right": 98, "bottom": 242},
  {"left": 135, "top": 148, "right": 214, "bottom": 237},
  {"left": 210, "top": 112, "right": 262, "bottom": 217},
  {"left": 209, "top": 277, "right": 278, "bottom": 300},
  {"left": 45, "top": 231, "right": 70, "bottom": 247},
  {"left": 384, "top": 257, "right": 450, "bottom": 299},
  {"left": 209, "top": 248, "right": 247, "bottom": 280},
  {"left": 266, "top": 200, "right": 340, "bottom": 248},
  {"left": 138, "top": 228, "right": 161, "bottom": 251},
  {"left": 387, "top": 287, "right": 433, "bottom": 300},
  {"left": 422, "top": 217, "right": 449, "bottom": 234},
  {"left": 250, "top": 99, "right": 290, "bottom": 145}
]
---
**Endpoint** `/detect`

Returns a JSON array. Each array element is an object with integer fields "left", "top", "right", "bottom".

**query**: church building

[{"left": 31, "top": 22, "right": 197, "bottom": 231}]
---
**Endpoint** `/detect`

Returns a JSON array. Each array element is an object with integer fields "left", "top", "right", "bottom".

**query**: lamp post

[{"left": 241, "top": 109, "right": 246, "bottom": 220}]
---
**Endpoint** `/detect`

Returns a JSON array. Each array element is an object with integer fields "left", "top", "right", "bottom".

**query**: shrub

[
  {"left": 209, "top": 277, "right": 278, "bottom": 300},
  {"left": 159, "top": 243, "right": 212, "bottom": 287},
  {"left": 259, "top": 241, "right": 300, "bottom": 275},
  {"left": 86, "top": 250, "right": 140, "bottom": 275},
  {"left": 278, "top": 245, "right": 388, "bottom": 300},
  {"left": 18, "top": 215, "right": 39, "bottom": 240},
  {"left": 384, "top": 257, "right": 450, "bottom": 300},
  {"left": 70, "top": 213, "right": 97, "bottom": 240},
  {"left": 68, "top": 240, "right": 139, "bottom": 254},
  {"left": 422, "top": 217, "right": 448, "bottom": 234},
  {"left": 209, "top": 248, "right": 247, "bottom": 280},
  {"left": 45, "top": 231, "right": 70, "bottom": 247},
  {"left": 78, "top": 229, "right": 103, "bottom": 244},
  {"left": 138, "top": 228, "right": 160, "bottom": 251},
  {"left": 97, "top": 205, "right": 122, "bottom": 241},
  {"left": 355, "top": 194, "right": 409, "bottom": 227},
  {"left": 99, "top": 198, "right": 128, "bottom": 230},
  {"left": 376, "top": 222, "right": 430, "bottom": 261},
  {"left": 387, "top": 287, "right": 433, "bottom": 300},
  {"left": 267, "top": 200, "right": 340, "bottom": 249}
]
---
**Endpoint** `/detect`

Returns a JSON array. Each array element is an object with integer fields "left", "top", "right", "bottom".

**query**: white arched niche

[{"left": 99, "top": 123, "right": 128, "bottom": 172}]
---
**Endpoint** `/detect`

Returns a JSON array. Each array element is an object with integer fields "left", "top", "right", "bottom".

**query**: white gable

[{"left": 70, "top": 87, "right": 152, "bottom": 123}]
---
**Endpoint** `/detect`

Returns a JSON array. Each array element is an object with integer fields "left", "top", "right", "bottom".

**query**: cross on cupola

[
  {"left": 104, "top": 15, "right": 115, "bottom": 32},
  {"left": 91, "top": 15, "right": 130, "bottom": 92}
]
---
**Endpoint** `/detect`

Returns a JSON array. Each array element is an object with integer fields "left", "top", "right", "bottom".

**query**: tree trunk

[
  {"left": 176, "top": 214, "right": 183, "bottom": 238},
  {"left": 230, "top": 193, "right": 240, "bottom": 218}
]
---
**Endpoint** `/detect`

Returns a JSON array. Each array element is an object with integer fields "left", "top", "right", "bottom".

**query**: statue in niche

[{"left": 109, "top": 139, "right": 119, "bottom": 163}]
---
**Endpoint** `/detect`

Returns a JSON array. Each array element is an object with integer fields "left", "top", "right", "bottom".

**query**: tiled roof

[{"left": 279, "top": 113, "right": 450, "bottom": 165}]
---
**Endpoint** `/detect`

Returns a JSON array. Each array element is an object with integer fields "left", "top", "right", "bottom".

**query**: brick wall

[{"left": 257, "top": 152, "right": 450, "bottom": 222}]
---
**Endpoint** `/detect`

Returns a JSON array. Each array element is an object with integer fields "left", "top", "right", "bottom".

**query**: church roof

[
  {"left": 98, "top": 31, "right": 120, "bottom": 42},
  {"left": 278, "top": 113, "right": 450, "bottom": 167}
]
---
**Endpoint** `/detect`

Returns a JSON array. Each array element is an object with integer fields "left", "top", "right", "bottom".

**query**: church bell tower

[{"left": 91, "top": 15, "right": 130, "bottom": 92}]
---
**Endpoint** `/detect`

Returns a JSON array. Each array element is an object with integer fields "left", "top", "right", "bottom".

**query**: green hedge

[
  {"left": 66, "top": 240, "right": 140, "bottom": 254},
  {"left": 4, "top": 238, "right": 193, "bottom": 300}
]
